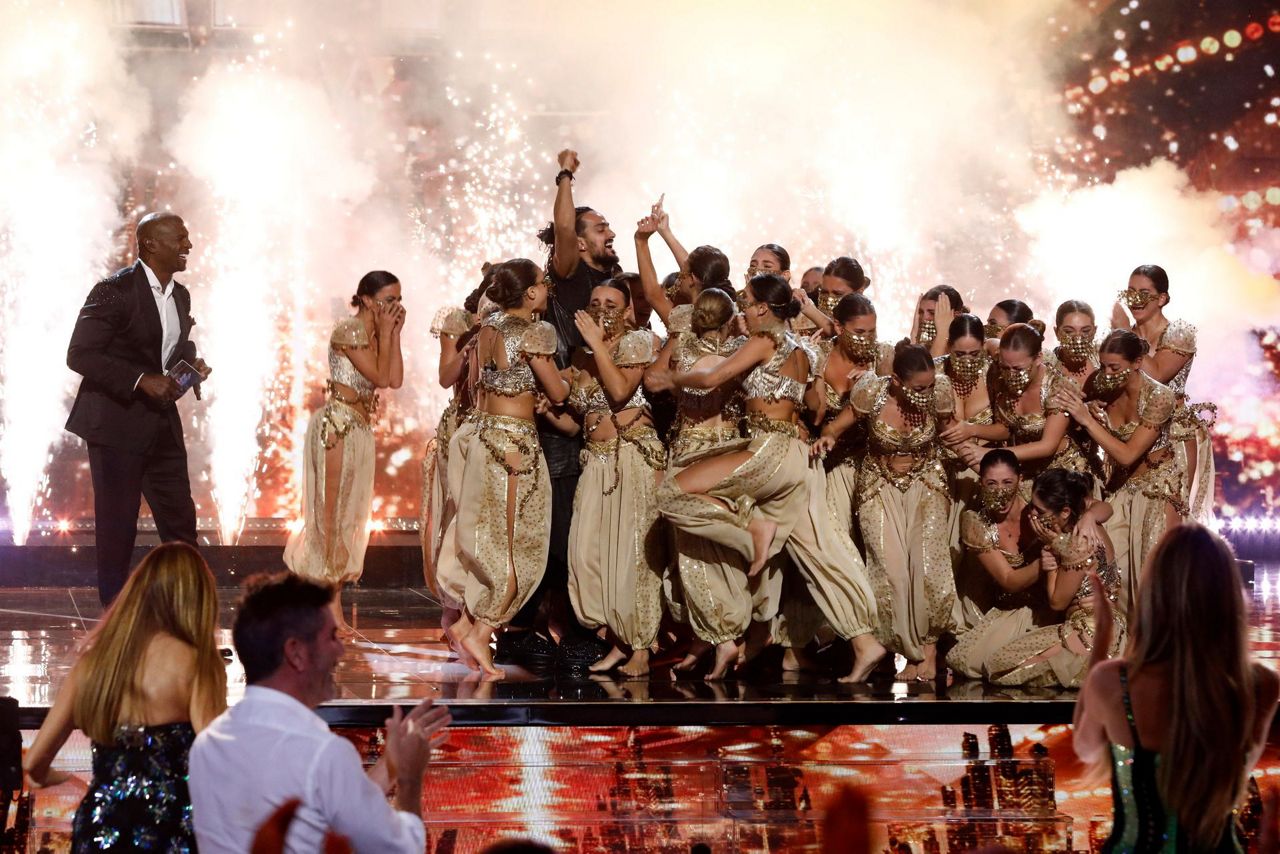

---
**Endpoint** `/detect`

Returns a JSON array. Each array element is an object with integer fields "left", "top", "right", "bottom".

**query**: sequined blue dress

[{"left": 71, "top": 722, "right": 197, "bottom": 852}]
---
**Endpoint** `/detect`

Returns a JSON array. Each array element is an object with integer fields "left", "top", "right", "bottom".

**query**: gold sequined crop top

[
  {"left": 992, "top": 363, "right": 1066, "bottom": 443},
  {"left": 328, "top": 318, "right": 377, "bottom": 408},
  {"left": 670, "top": 331, "right": 745, "bottom": 425},
  {"left": 568, "top": 330, "right": 655, "bottom": 416},
  {"left": 741, "top": 329, "right": 816, "bottom": 405},
  {"left": 1097, "top": 372, "right": 1176, "bottom": 455},
  {"left": 1154, "top": 319, "right": 1196, "bottom": 398},
  {"left": 478, "top": 313, "right": 558, "bottom": 397},
  {"left": 959, "top": 509, "right": 1033, "bottom": 568},
  {"left": 852, "top": 373, "right": 955, "bottom": 456}
]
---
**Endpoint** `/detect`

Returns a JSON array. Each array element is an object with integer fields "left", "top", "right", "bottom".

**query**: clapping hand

[{"left": 383, "top": 700, "right": 452, "bottom": 785}]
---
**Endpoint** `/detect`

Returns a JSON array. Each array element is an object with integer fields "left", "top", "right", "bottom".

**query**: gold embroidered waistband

[{"left": 744, "top": 413, "right": 801, "bottom": 437}]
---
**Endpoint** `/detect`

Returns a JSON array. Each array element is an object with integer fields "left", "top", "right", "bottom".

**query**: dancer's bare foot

[
  {"left": 330, "top": 599, "right": 355, "bottom": 638},
  {"left": 781, "top": 647, "right": 817, "bottom": 672},
  {"left": 462, "top": 623, "right": 504, "bottom": 678},
  {"left": 706, "top": 640, "right": 740, "bottom": 681},
  {"left": 674, "top": 639, "right": 712, "bottom": 673},
  {"left": 840, "top": 635, "right": 888, "bottom": 683},
  {"left": 589, "top": 646, "right": 628, "bottom": 673},
  {"left": 617, "top": 649, "right": 650, "bottom": 678},
  {"left": 444, "top": 613, "right": 476, "bottom": 668},
  {"left": 746, "top": 517, "right": 778, "bottom": 577},
  {"left": 915, "top": 644, "right": 937, "bottom": 681},
  {"left": 895, "top": 662, "right": 920, "bottom": 682}
]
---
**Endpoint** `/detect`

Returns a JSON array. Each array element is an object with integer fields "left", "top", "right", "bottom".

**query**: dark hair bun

[
  {"left": 485, "top": 259, "right": 540, "bottom": 309},
  {"left": 1027, "top": 319, "right": 1046, "bottom": 336}
]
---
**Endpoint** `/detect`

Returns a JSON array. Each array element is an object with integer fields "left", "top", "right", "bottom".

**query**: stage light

[
  {"left": 1175, "top": 43, "right": 1197, "bottom": 63},
  {"left": 1267, "top": 188, "right": 1280, "bottom": 205},
  {"left": 1200, "top": 37, "right": 1220, "bottom": 55},
  {"left": 56, "top": 520, "right": 69, "bottom": 533},
  {"left": 368, "top": 519, "right": 386, "bottom": 533},
  {"left": 1245, "top": 22, "right": 1264, "bottom": 40},
  {"left": 1088, "top": 76, "right": 1108, "bottom": 94},
  {"left": 1224, "top": 29, "right": 1243, "bottom": 48},
  {"left": 1271, "top": 14, "right": 1280, "bottom": 33},
  {"left": 1243, "top": 191, "right": 1263, "bottom": 211},
  {"left": 1154, "top": 54, "right": 1174, "bottom": 71}
]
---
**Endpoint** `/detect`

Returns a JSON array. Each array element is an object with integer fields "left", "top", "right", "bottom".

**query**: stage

[{"left": 1, "top": 547, "right": 1277, "bottom": 852}]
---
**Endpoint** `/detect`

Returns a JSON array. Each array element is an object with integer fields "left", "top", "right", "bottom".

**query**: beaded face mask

[
  {"left": 950, "top": 353, "right": 986, "bottom": 384},
  {"left": 587, "top": 305, "right": 628, "bottom": 339},
  {"left": 917, "top": 319, "right": 937, "bottom": 344},
  {"left": 1056, "top": 332, "right": 1096, "bottom": 363},
  {"left": 900, "top": 383, "right": 934, "bottom": 412},
  {"left": 1119, "top": 288, "right": 1156, "bottom": 309},
  {"left": 1093, "top": 367, "right": 1132, "bottom": 394},
  {"left": 1000, "top": 364, "right": 1033, "bottom": 395},
  {"left": 1033, "top": 509, "right": 1063, "bottom": 538},
  {"left": 839, "top": 330, "right": 878, "bottom": 363},
  {"left": 983, "top": 321, "right": 1005, "bottom": 340},
  {"left": 815, "top": 291, "right": 842, "bottom": 318},
  {"left": 979, "top": 484, "right": 1018, "bottom": 514}
]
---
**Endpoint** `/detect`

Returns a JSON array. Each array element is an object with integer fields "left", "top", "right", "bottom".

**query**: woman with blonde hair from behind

[
  {"left": 1073, "top": 524, "right": 1278, "bottom": 853},
  {"left": 24, "top": 542, "right": 227, "bottom": 852}
]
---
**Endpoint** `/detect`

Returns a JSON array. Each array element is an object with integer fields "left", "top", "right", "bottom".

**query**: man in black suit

[{"left": 66, "top": 212, "right": 211, "bottom": 605}]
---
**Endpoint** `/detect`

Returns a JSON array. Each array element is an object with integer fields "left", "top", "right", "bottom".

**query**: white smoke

[
  {"left": 1017, "top": 159, "right": 1280, "bottom": 402},
  {"left": 0, "top": 0, "right": 146, "bottom": 544}
]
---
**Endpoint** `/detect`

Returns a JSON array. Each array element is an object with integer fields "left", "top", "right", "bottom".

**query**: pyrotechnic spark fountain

[
  {"left": 0, "top": 0, "right": 142, "bottom": 544},
  {"left": 171, "top": 62, "right": 374, "bottom": 543}
]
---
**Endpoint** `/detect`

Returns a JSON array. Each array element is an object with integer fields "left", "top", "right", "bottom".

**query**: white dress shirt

[
  {"left": 139, "top": 259, "right": 181, "bottom": 368},
  {"left": 189, "top": 686, "right": 425, "bottom": 854}
]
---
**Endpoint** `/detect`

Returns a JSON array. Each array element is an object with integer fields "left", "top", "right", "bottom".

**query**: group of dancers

[{"left": 284, "top": 150, "right": 1216, "bottom": 686}]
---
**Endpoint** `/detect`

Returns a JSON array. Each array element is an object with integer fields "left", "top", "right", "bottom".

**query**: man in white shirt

[
  {"left": 189, "top": 573, "right": 449, "bottom": 853},
  {"left": 65, "top": 211, "right": 212, "bottom": 605}
]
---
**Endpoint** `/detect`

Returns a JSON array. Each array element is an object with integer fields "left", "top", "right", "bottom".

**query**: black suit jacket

[{"left": 65, "top": 261, "right": 198, "bottom": 452}]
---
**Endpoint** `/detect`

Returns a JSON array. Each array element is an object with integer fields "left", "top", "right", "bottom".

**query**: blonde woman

[
  {"left": 24, "top": 543, "right": 227, "bottom": 852},
  {"left": 566, "top": 280, "right": 666, "bottom": 677},
  {"left": 436, "top": 259, "right": 568, "bottom": 676},
  {"left": 285, "top": 270, "right": 405, "bottom": 634},
  {"left": 1073, "top": 524, "right": 1278, "bottom": 851}
]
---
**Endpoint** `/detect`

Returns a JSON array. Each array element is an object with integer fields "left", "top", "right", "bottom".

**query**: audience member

[
  {"left": 1073, "top": 523, "right": 1279, "bottom": 851},
  {"left": 189, "top": 572, "right": 451, "bottom": 853},
  {"left": 24, "top": 543, "right": 227, "bottom": 851}
]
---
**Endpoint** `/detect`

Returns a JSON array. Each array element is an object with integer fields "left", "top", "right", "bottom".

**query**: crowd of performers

[{"left": 288, "top": 150, "right": 1217, "bottom": 687}]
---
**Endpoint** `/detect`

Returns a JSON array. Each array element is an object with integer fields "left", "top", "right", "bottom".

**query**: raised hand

[
  {"left": 1110, "top": 300, "right": 1132, "bottom": 330},
  {"left": 558, "top": 149, "right": 580, "bottom": 173},
  {"left": 574, "top": 310, "right": 606, "bottom": 350},
  {"left": 635, "top": 214, "right": 658, "bottom": 241},
  {"left": 651, "top": 194, "right": 669, "bottom": 233},
  {"left": 935, "top": 292, "right": 956, "bottom": 331}
]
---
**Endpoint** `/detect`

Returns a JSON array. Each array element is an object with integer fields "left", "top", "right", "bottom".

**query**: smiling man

[{"left": 66, "top": 211, "right": 211, "bottom": 605}]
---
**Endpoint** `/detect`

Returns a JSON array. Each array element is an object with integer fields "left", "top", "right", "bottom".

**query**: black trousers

[{"left": 87, "top": 426, "right": 198, "bottom": 606}]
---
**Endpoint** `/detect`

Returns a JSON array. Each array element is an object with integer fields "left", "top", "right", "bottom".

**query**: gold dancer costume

[
  {"left": 988, "top": 536, "right": 1126, "bottom": 689},
  {"left": 567, "top": 328, "right": 667, "bottom": 653},
  {"left": 992, "top": 362, "right": 1097, "bottom": 493},
  {"left": 1095, "top": 372, "right": 1184, "bottom": 615},
  {"left": 437, "top": 312, "right": 555, "bottom": 625},
  {"left": 946, "top": 507, "right": 1048, "bottom": 679},
  {"left": 284, "top": 317, "right": 378, "bottom": 584},
  {"left": 661, "top": 303, "right": 747, "bottom": 631},
  {"left": 1155, "top": 320, "right": 1216, "bottom": 523},
  {"left": 655, "top": 327, "right": 813, "bottom": 644},
  {"left": 849, "top": 371, "right": 956, "bottom": 661},
  {"left": 421, "top": 306, "right": 472, "bottom": 599}
]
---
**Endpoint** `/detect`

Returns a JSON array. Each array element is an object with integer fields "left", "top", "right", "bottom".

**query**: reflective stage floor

[
  {"left": 3, "top": 564, "right": 1278, "bottom": 852},
  {"left": 2, "top": 561, "right": 1277, "bottom": 729}
]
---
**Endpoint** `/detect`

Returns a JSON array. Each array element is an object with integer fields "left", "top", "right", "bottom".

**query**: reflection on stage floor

[{"left": 2, "top": 562, "right": 1277, "bottom": 727}]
